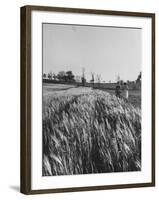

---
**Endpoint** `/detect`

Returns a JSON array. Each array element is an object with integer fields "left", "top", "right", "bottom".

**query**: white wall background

[{"left": 0, "top": 0, "right": 158, "bottom": 199}]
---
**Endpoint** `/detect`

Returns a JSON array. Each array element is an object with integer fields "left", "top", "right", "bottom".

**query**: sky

[{"left": 43, "top": 23, "right": 142, "bottom": 83}]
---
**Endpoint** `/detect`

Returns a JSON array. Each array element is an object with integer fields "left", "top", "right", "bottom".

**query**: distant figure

[
  {"left": 115, "top": 85, "right": 122, "bottom": 98},
  {"left": 123, "top": 82, "right": 129, "bottom": 100}
]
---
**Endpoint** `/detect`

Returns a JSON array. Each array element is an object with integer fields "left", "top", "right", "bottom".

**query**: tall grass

[{"left": 43, "top": 90, "right": 141, "bottom": 176}]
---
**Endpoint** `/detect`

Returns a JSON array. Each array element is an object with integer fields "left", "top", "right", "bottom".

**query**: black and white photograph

[
  {"left": 42, "top": 23, "right": 142, "bottom": 176},
  {"left": 20, "top": 6, "right": 155, "bottom": 194}
]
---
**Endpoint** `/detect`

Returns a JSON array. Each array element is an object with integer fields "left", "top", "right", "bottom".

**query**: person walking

[
  {"left": 115, "top": 84, "right": 122, "bottom": 98},
  {"left": 123, "top": 82, "right": 129, "bottom": 100}
]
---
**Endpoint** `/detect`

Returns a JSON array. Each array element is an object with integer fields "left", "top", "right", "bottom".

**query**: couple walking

[{"left": 115, "top": 83, "right": 129, "bottom": 100}]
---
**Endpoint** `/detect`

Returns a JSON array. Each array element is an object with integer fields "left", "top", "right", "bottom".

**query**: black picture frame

[{"left": 20, "top": 5, "right": 155, "bottom": 195}]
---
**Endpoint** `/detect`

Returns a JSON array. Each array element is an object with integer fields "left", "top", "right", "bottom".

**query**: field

[
  {"left": 43, "top": 83, "right": 141, "bottom": 176},
  {"left": 43, "top": 83, "right": 141, "bottom": 108},
  {"left": 96, "top": 88, "right": 141, "bottom": 108}
]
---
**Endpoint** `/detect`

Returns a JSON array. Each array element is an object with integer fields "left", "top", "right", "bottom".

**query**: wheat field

[{"left": 42, "top": 86, "right": 141, "bottom": 176}]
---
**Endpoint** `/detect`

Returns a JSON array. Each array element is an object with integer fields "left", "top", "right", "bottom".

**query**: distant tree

[
  {"left": 120, "top": 80, "right": 124, "bottom": 85},
  {"left": 43, "top": 73, "right": 47, "bottom": 79},
  {"left": 90, "top": 72, "right": 95, "bottom": 86},
  {"left": 116, "top": 75, "right": 120, "bottom": 83},
  {"left": 96, "top": 74, "right": 102, "bottom": 88},
  {"left": 57, "top": 71, "right": 66, "bottom": 81},
  {"left": 48, "top": 72, "right": 52, "bottom": 80},
  {"left": 96, "top": 74, "right": 102, "bottom": 83},
  {"left": 52, "top": 73, "right": 57, "bottom": 80},
  {"left": 136, "top": 72, "right": 141, "bottom": 90},
  {"left": 56, "top": 70, "right": 75, "bottom": 82},
  {"left": 81, "top": 76, "right": 86, "bottom": 86},
  {"left": 65, "top": 71, "right": 75, "bottom": 82},
  {"left": 81, "top": 67, "right": 86, "bottom": 86},
  {"left": 137, "top": 72, "right": 141, "bottom": 81}
]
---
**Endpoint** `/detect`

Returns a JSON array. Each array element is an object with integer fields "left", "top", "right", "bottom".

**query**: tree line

[
  {"left": 43, "top": 71, "right": 75, "bottom": 83},
  {"left": 43, "top": 70, "right": 102, "bottom": 85},
  {"left": 43, "top": 70, "right": 141, "bottom": 85}
]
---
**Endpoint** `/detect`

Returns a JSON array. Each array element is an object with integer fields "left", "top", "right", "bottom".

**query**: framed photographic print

[{"left": 20, "top": 5, "right": 155, "bottom": 194}]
